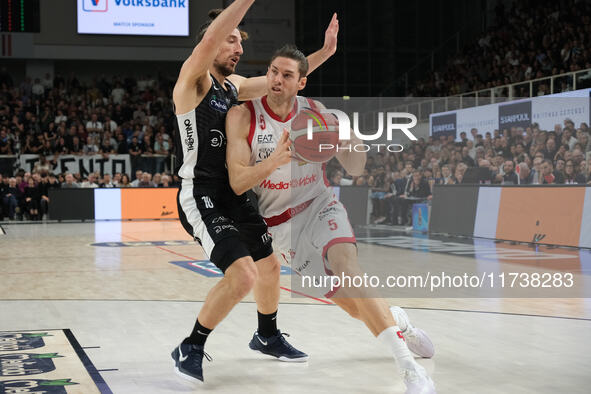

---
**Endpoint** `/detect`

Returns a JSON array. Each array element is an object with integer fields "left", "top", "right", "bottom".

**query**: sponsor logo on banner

[
  {"left": 19, "top": 154, "right": 131, "bottom": 177},
  {"left": 0, "top": 333, "right": 51, "bottom": 351},
  {"left": 0, "top": 379, "right": 78, "bottom": 393},
  {"left": 113, "top": 0, "right": 187, "bottom": 8},
  {"left": 430, "top": 113, "right": 457, "bottom": 139},
  {"left": 498, "top": 101, "right": 532, "bottom": 129},
  {"left": 83, "top": 0, "right": 109, "bottom": 12}
]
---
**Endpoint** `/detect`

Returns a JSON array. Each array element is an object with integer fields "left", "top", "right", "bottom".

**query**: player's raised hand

[
  {"left": 269, "top": 129, "right": 293, "bottom": 167},
  {"left": 323, "top": 13, "right": 339, "bottom": 56}
]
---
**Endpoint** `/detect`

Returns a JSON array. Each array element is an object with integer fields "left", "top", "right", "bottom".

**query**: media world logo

[{"left": 83, "top": 0, "right": 109, "bottom": 12}]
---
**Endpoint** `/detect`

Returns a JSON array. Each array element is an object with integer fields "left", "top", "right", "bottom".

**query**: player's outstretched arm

[
  {"left": 230, "top": 13, "right": 339, "bottom": 101},
  {"left": 174, "top": 0, "right": 255, "bottom": 112},
  {"left": 306, "top": 13, "right": 339, "bottom": 75},
  {"left": 226, "top": 105, "right": 292, "bottom": 195}
]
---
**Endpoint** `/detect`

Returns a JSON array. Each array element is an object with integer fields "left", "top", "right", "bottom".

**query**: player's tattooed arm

[
  {"left": 173, "top": 0, "right": 255, "bottom": 113},
  {"left": 231, "top": 13, "right": 339, "bottom": 101},
  {"left": 226, "top": 104, "right": 293, "bottom": 195}
]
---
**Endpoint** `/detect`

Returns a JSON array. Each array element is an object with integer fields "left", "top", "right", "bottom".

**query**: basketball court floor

[{"left": 1, "top": 220, "right": 590, "bottom": 393}]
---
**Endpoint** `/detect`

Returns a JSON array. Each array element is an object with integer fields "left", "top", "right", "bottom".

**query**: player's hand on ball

[
  {"left": 269, "top": 129, "right": 293, "bottom": 167},
  {"left": 323, "top": 13, "right": 339, "bottom": 56}
]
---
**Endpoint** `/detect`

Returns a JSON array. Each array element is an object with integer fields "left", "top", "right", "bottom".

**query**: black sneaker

[
  {"left": 171, "top": 342, "right": 212, "bottom": 382},
  {"left": 249, "top": 330, "right": 308, "bottom": 362}
]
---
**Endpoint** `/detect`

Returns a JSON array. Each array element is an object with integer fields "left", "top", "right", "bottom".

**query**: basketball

[{"left": 289, "top": 108, "right": 340, "bottom": 163}]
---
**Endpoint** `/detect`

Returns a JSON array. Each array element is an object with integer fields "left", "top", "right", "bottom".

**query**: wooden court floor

[{"left": 0, "top": 221, "right": 590, "bottom": 393}]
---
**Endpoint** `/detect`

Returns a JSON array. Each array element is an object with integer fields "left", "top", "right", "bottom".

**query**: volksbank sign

[
  {"left": 77, "top": 0, "right": 189, "bottom": 36},
  {"left": 113, "top": 0, "right": 186, "bottom": 7}
]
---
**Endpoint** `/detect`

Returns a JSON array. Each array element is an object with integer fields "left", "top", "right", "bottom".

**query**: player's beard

[{"left": 213, "top": 59, "right": 236, "bottom": 77}]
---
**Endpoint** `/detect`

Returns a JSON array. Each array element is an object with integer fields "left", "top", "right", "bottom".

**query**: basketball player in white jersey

[
  {"left": 171, "top": 1, "right": 340, "bottom": 382},
  {"left": 225, "top": 45, "right": 436, "bottom": 393}
]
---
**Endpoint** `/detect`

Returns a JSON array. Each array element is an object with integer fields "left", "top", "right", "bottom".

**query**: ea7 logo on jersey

[
  {"left": 184, "top": 119, "right": 195, "bottom": 151},
  {"left": 257, "top": 134, "right": 273, "bottom": 144}
]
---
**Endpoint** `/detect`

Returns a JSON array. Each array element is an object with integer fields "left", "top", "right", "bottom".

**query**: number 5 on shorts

[{"left": 328, "top": 219, "right": 338, "bottom": 231}]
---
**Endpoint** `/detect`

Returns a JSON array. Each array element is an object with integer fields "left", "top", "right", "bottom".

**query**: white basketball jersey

[{"left": 248, "top": 95, "right": 330, "bottom": 218}]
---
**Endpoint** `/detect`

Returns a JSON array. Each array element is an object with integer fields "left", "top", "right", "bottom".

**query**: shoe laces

[
  {"left": 277, "top": 332, "right": 296, "bottom": 350},
  {"left": 188, "top": 345, "right": 213, "bottom": 362}
]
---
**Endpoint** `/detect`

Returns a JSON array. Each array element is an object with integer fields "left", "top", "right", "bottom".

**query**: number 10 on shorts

[{"left": 202, "top": 196, "right": 214, "bottom": 208}]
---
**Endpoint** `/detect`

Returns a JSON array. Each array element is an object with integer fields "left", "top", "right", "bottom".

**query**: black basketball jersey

[{"left": 174, "top": 75, "right": 239, "bottom": 184}]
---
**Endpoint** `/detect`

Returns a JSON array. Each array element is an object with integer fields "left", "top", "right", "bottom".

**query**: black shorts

[{"left": 177, "top": 181, "right": 273, "bottom": 273}]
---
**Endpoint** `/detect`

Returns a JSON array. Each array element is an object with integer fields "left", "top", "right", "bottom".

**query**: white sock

[{"left": 377, "top": 326, "right": 419, "bottom": 372}]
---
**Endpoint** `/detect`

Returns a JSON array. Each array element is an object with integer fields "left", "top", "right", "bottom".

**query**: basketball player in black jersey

[{"left": 170, "top": 0, "right": 339, "bottom": 382}]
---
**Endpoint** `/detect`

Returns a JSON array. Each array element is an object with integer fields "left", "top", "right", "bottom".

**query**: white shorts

[{"left": 268, "top": 191, "right": 356, "bottom": 298}]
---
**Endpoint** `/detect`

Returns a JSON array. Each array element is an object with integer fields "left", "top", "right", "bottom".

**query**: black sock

[
  {"left": 185, "top": 318, "right": 212, "bottom": 346},
  {"left": 257, "top": 310, "right": 278, "bottom": 338}
]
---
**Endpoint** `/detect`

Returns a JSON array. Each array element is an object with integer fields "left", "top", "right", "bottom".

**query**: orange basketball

[{"left": 290, "top": 108, "right": 339, "bottom": 163}]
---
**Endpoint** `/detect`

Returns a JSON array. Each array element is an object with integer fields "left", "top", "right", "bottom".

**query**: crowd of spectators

[
  {"left": 0, "top": 169, "right": 178, "bottom": 221},
  {"left": 327, "top": 118, "right": 591, "bottom": 225},
  {"left": 0, "top": 70, "right": 180, "bottom": 220},
  {"left": 410, "top": 0, "right": 591, "bottom": 97},
  {"left": 0, "top": 70, "right": 175, "bottom": 171}
]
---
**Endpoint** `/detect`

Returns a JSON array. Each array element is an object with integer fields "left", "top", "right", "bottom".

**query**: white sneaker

[
  {"left": 402, "top": 366, "right": 437, "bottom": 394},
  {"left": 390, "top": 306, "right": 435, "bottom": 358}
]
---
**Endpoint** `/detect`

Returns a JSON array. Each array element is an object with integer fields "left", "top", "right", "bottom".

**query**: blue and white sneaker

[
  {"left": 171, "top": 342, "right": 212, "bottom": 383},
  {"left": 249, "top": 330, "right": 308, "bottom": 362}
]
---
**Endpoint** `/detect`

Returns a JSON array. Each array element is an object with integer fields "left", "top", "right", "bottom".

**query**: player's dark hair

[
  {"left": 270, "top": 44, "right": 309, "bottom": 78},
  {"left": 197, "top": 9, "right": 249, "bottom": 44}
]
